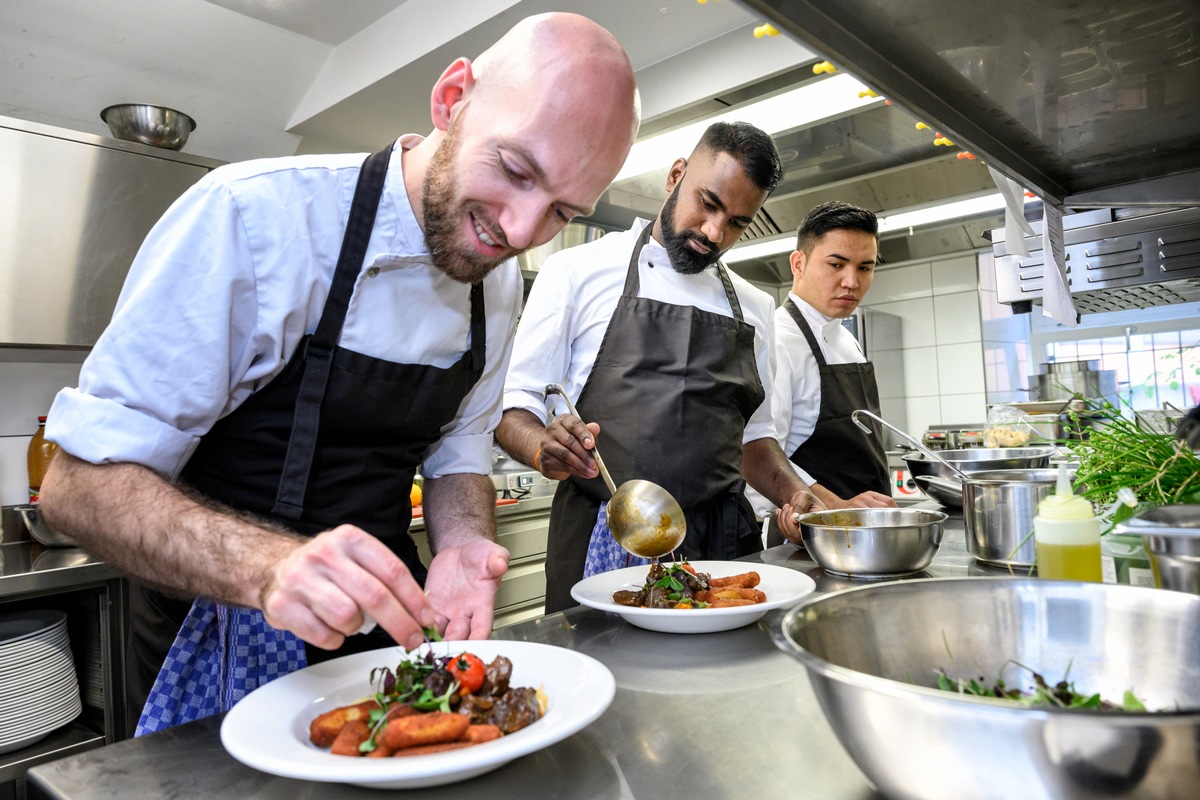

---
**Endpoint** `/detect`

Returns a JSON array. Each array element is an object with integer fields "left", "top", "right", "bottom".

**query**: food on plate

[
  {"left": 934, "top": 663, "right": 1151, "bottom": 712},
  {"left": 309, "top": 648, "right": 544, "bottom": 757},
  {"left": 611, "top": 560, "right": 765, "bottom": 609}
]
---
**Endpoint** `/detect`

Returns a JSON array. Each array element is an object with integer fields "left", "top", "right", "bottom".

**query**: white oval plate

[
  {"left": 220, "top": 640, "right": 614, "bottom": 789},
  {"left": 570, "top": 560, "right": 817, "bottom": 634}
]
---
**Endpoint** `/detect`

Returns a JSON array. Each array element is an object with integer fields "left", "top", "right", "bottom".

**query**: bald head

[{"left": 406, "top": 13, "right": 640, "bottom": 283}]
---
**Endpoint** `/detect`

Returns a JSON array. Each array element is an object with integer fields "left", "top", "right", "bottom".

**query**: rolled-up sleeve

[
  {"left": 501, "top": 261, "right": 579, "bottom": 424},
  {"left": 47, "top": 176, "right": 267, "bottom": 479}
]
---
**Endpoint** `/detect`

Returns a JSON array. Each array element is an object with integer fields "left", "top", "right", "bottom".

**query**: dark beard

[
  {"left": 659, "top": 184, "right": 721, "bottom": 275},
  {"left": 422, "top": 123, "right": 509, "bottom": 285}
]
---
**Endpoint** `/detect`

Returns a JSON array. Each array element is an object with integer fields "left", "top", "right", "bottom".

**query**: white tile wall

[
  {"left": 933, "top": 291, "right": 983, "bottom": 345},
  {"left": 860, "top": 250, "right": 994, "bottom": 436},
  {"left": 0, "top": 353, "right": 85, "bottom": 505}
]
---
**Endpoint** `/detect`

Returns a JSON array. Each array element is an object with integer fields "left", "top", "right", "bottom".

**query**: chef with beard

[
  {"left": 38, "top": 12, "right": 639, "bottom": 733},
  {"left": 496, "top": 122, "right": 818, "bottom": 612}
]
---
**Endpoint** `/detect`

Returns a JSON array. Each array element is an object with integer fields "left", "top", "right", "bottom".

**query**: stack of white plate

[{"left": 0, "top": 610, "right": 82, "bottom": 754}]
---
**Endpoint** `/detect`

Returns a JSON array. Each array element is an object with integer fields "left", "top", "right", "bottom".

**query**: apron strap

[
  {"left": 620, "top": 219, "right": 746, "bottom": 322},
  {"left": 784, "top": 298, "right": 830, "bottom": 368},
  {"left": 273, "top": 146, "right": 393, "bottom": 518}
]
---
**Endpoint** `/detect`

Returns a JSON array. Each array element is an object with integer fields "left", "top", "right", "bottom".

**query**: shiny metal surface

[
  {"left": 911, "top": 473, "right": 963, "bottom": 508},
  {"left": 993, "top": 207, "right": 1200, "bottom": 315},
  {"left": 903, "top": 447, "right": 1056, "bottom": 492},
  {"left": 21, "top": 506, "right": 977, "bottom": 800},
  {"left": 100, "top": 104, "right": 195, "bottom": 151},
  {"left": 775, "top": 578, "right": 1200, "bottom": 800},
  {"left": 543, "top": 384, "right": 686, "bottom": 558},
  {"left": 740, "top": 0, "right": 1200, "bottom": 207},
  {"left": 959, "top": 468, "right": 1062, "bottom": 568},
  {"left": 851, "top": 409, "right": 966, "bottom": 479},
  {"left": 1115, "top": 505, "right": 1200, "bottom": 595},
  {"left": 797, "top": 507, "right": 946, "bottom": 579},
  {"left": 0, "top": 115, "right": 218, "bottom": 347},
  {"left": 15, "top": 505, "right": 77, "bottom": 548}
]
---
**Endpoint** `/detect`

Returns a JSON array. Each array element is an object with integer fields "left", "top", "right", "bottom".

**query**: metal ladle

[
  {"left": 850, "top": 409, "right": 971, "bottom": 481},
  {"left": 544, "top": 384, "right": 686, "bottom": 558}
]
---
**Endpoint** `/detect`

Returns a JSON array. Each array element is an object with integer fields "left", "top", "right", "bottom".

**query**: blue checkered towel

[
  {"left": 583, "top": 501, "right": 650, "bottom": 578},
  {"left": 135, "top": 598, "right": 307, "bottom": 736}
]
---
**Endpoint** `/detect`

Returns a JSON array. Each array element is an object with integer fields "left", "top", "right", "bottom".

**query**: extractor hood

[
  {"left": 738, "top": 0, "right": 1200, "bottom": 209},
  {"left": 991, "top": 206, "right": 1200, "bottom": 314}
]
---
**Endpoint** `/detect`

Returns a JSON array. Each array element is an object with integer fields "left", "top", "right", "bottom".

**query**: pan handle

[{"left": 852, "top": 409, "right": 970, "bottom": 480}]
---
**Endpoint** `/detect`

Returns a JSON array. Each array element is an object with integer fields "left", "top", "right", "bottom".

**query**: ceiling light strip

[{"left": 615, "top": 73, "right": 882, "bottom": 182}]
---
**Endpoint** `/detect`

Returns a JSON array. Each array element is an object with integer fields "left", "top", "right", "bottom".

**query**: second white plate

[{"left": 570, "top": 560, "right": 816, "bottom": 634}]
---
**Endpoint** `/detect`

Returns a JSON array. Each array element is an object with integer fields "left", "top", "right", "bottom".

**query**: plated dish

[
  {"left": 570, "top": 560, "right": 816, "bottom": 633},
  {"left": 220, "top": 640, "right": 615, "bottom": 789}
]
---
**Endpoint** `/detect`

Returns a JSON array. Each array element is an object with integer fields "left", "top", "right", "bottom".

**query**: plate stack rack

[{"left": 0, "top": 610, "right": 83, "bottom": 754}]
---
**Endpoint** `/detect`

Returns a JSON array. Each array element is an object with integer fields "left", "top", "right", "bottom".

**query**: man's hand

[
  {"left": 260, "top": 525, "right": 434, "bottom": 652},
  {"left": 775, "top": 488, "right": 823, "bottom": 546},
  {"left": 535, "top": 414, "right": 602, "bottom": 481},
  {"left": 827, "top": 491, "right": 897, "bottom": 509},
  {"left": 424, "top": 539, "right": 510, "bottom": 640}
]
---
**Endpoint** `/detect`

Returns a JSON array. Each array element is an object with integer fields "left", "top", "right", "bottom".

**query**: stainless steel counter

[{"left": 27, "top": 505, "right": 1001, "bottom": 800}]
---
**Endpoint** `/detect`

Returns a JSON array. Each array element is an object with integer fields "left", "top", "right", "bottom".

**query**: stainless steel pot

[
  {"left": 1114, "top": 505, "right": 1200, "bottom": 595},
  {"left": 959, "top": 468, "right": 1067, "bottom": 568}
]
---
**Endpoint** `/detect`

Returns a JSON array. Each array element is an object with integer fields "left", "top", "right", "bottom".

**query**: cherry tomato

[
  {"left": 680, "top": 563, "right": 697, "bottom": 575},
  {"left": 447, "top": 653, "right": 486, "bottom": 694}
]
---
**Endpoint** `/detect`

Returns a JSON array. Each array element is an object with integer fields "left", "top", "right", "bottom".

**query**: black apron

[
  {"left": 544, "top": 221, "right": 765, "bottom": 612},
  {"left": 128, "top": 145, "right": 488, "bottom": 724},
  {"left": 784, "top": 299, "right": 889, "bottom": 499}
]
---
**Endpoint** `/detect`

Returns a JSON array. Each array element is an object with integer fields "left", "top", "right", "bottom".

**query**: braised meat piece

[
  {"left": 489, "top": 687, "right": 541, "bottom": 734},
  {"left": 479, "top": 655, "right": 512, "bottom": 696}
]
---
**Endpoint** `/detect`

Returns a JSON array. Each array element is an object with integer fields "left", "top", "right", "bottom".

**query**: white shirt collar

[{"left": 789, "top": 292, "right": 845, "bottom": 337}]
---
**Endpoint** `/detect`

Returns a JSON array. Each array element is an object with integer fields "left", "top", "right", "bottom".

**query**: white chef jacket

[
  {"left": 48, "top": 135, "right": 522, "bottom": 481},
  {"left": 503, "top": 219, "right": 777, "bottom": 443},
  {"left": 747, "top": 293, "right": 867, "bottom": 516}
]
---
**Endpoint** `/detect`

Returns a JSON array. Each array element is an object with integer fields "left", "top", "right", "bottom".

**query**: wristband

[{"left": 533, "top": 447, "right": 543, "bottom": 472}]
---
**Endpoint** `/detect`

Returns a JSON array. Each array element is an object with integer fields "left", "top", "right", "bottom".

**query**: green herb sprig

[{"left": 1066, "top": 399, "right": 1200, "bottom": 521}]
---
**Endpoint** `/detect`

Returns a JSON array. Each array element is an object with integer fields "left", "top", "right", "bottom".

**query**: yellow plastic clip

[
  {"left": 754, "top": 24, "right": 780, "bottom": 37},
  {"left": 915, "top": 122, "right": 930, "bottom": 131},
  {"left": 813, "top": 60, "right": 837, "bottom": 75},
  {"left": 933, "top": 136, "right": 954, "bottom": 147},
  {"left": 858, "top": 89, "right": 879, "bottom": 98}
]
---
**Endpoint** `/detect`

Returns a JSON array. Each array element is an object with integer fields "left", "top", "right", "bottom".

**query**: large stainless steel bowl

[
  {"left": 904, "top": 447, "right": 1058, "bottom": 508},
  {"left": 773, "top": 578, "right": 1200, "bottom": 800},
  {"left": 796, "top": 508, "right": 946, "bottom": 579},
  {"left": 100, "top": 103, "right": 195, "bottom": 150}
]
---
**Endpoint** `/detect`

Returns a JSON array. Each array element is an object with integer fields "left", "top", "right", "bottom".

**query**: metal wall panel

[{"left": 0, "top": 118, "right": 216, "bottom": 347}]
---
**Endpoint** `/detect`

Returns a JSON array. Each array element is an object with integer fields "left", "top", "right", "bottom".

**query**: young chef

[
  {"left": 38, "top": 12, "right": 639, "bottom": 733},
  {"left": 754, "top": 201, "right": 897, "bottom": 544},
  {"left": 495, "top": 122, "right": 819, "bottom": 612}
]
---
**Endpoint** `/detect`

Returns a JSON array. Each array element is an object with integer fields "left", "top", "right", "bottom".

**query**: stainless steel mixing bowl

[
  {"left": 796, "top": 508, "right": 946, "bottom": 579},
  {"left": 773, "top": 578, "right": 1200, "bottom": 800},
  {"left": 904, "top": 447, "right": 1058, "bottom": 507},
  {"left": 100, "top": 103, "right": 195, "bottom": 150}
]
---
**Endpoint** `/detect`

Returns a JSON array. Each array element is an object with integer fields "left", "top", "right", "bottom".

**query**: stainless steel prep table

[{"left": 27, "top": 505, "right": 1010, "bottom": 800}]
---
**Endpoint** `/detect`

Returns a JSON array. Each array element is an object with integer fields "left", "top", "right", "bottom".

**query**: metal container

[
  {"left": 960, "top": 468, "right": 1064, "bottom": 568},
  {"left": 796, "top": 508, "right": 946, "bottom": 579},
  {"left": 1114, "top": 505, "right": 1200, "bottom": 595},
  {"left": 100, "top": 103, "right": 196, "bottom": 150},
  {"left": 15, "top": 505, "right": 77, "bottom": 548},
  {"left": 904, "top": 447, "right": 1057, "bottom": 507},
  {"left": 772, "top": 578, "right": 1200, "bottom": 800},
  {"left": 1031, "top": 359, "right": 1118, "bottom": 404}
]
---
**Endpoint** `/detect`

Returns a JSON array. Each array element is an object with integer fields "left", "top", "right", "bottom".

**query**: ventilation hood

[
  {"left": 739, "top": 0, "right": 1200, "bottom": 209},
  {"left": 991, "top": 206, "right": 1200, "bottom": 314}
]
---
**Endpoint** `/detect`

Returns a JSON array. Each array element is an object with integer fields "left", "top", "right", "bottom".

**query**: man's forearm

[
  {"left": 39, "top": 451, "right": 304, "bottom": 608},
  {"left": 742, "top": 437, "right": 810, "bottom": 507},
  {"left": 422, "top": 472, "right": 498, "bottom": 553},
  {"left": 493, "top": 409, "right": 546, "bottom": 469}
]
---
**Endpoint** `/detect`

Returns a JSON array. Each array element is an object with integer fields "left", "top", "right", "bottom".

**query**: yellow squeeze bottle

[{"left": 1034, "top": 464, "right": 1102, "bottom": 582}]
